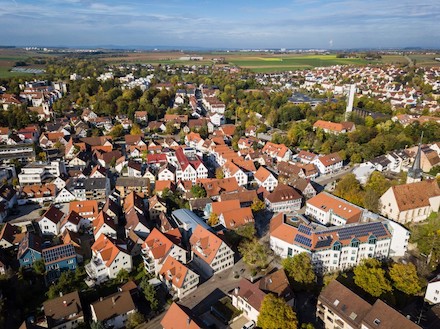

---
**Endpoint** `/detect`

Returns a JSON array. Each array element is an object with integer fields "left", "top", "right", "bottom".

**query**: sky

[{"left": 0, "top": 0, "right": 439, "bottom": 49}]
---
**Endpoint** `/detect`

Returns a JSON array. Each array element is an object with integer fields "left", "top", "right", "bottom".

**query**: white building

[
  {"left": 305, "top": 192, "right": 364, "bottom": 226},
  {"left": 159, "top": 256, "right": 199, "bottom": 299},
  {"left": 141, "top": 228, "right": 187, "bottom": 275},
  {"left": 380, "top": 180, "right": 440, "bottom": 224},
  {"left": 91, "top": 290, "right": 136, "bottom": 329},
  {"left": 189, "top": 225, "right": 234, "bottom": 277},
  {"left": 18, "top": 160, "right": 66, "bottom": 185},
  {"left": 254, "top": 166, "right": 278, "bottom": 192},
  {"left": 425, "top": 276, "right": 440, "bottom": 304},
  {"left": 270, "top": 213, "right": 393, "bottom": 273},
  {"left": 313, "top": 152, "right": 343, "bottom": 175},
  {"left": 86, "top": 235, "right": 132, "bottom": 284}
]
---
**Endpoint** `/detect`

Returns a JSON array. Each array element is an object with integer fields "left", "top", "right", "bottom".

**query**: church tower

[{"left": 407, "top": 132, "right": 423, "bottom": 184}]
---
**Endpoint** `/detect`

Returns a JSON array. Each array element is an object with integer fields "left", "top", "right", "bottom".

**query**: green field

[
  {"left": 228, "top": 54, "right": 380, "bottom": 72},
  {"left": 408, "top": 54, "right": 440, "bottom": 66}
]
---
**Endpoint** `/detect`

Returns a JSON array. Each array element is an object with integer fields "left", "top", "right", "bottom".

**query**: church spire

[{"left": 407, "top": 132, "right": 423, "bottom": 183}]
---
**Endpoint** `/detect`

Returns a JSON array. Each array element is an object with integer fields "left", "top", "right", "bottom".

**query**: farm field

[
  {"left": 408, "top": 54, "right": 440, "bottom": 67},
  {"left": 0, "top": 49, "right": 46, "bottom": 78}
]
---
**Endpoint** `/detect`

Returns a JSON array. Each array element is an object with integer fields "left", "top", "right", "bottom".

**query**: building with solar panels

[
  {"left": 42, "top": 243, "right": 77, "bottom": 283},
  {"left": 270, "top": 213, "right": 400, "bottom": 273}
]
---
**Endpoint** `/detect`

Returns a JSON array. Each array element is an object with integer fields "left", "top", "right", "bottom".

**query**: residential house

[
  {"left": 313, "top": 153, "right": 343, "bottom": 175},
  {"left": 189, "top": 224, "right": 234, "bottom": 277},
  {"left": 42, "top": 243, "right": 77, "bottom": 283},
  {"left": 0, "top": 222, "right": 24, "bottom": 249},
  {"left": 17, "top": 232, "right": 42, "bottom": 268},
  {"left": 148, "top": 195, "right": 167, "bottom": 221},
  {"left": 141, "top": 228, "right": 187, "bottom": 275},
  {"left": 90, "top": 290, "right": 136, "bottom": 329},
  {"left": 317, "top": 280, "right": 421, "bottom": 329},
  {"left": 69, "top": 200, "right": 99, "bottom": 224},
  {"left": 126, "top": 161, "right": 143, "bottom": 177},
  {"left": 306, "top": 192, "right": 364, "bottom": 226},
  {"left": 60, "top": 210, "right": 86, "bottom": 234},
  {"left": 86, "top": 235, "right": 132, "bottom": 284},
  {"left": 425, "top": 275, "right": 440, "bottom": 305},
  {"left": 42, "top": 291, "right": 84, "bottom": 329},
  {"left": 19, "top": 184, "right": 57, "bottom": 205},
  {"left": 38, "top": 205, "right": 65, "bottom": 236},
  {"left": 125, "top": 207, "right": 150, "bottom": 239},
  {"left": 231, "top": 278, "right": 265, "bottom": 323},
  {"left": 93, "top": 211, "right": 117, "bottom": 240},
  {"left": 115, "top": 177, "right": 150, "bottom": 198},
  {"left": 161, "top": 302, "right": 204, "bottom": 329},
  {"left": 380, "top": 180, "right": 440, "bottom": 224},
  {"left": 254, "top": 166, "right": 278, "bottom": 192},
  {"left": 159, "top": 256, "right": 199, "bottom": 299},
  {"left": 265, "top": 184, "right": 302, "bottom": 213},
  {"left": 262, "top": 142, "right": 292, "bottom": 162},
  {"left": 313, "top": 120, "right": 355, "bottom": 134}
]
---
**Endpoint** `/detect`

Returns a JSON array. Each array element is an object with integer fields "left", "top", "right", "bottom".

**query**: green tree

[
  {"left": 257, "top": 294, "right": 298, "bottom": 329},
  {"left": 215, "top": 167, "right": 224, "bottom": 179},
  {"left": 38, "top": 151, "right": 47, "bottom": 162},
  {"left": 282, "top": 252, "right": 316, "bottom": 286},
  {"left": 235, "top": 223, "right": 256, "bottom": 240},
  {"left": 389, "top": 263, "right": 421, "bottom": 295},
  {"left": 33, "top": 259, "right": 46, "bottom": 276},
  {"left": 353, "top": 259, "right": 392, "bottom": 297},
  {"left": 251, "top": 198, "right": 266, "bottom": 212},
  {"left": 126, "top": 311, "right": 145, "bottom": 329},
  {"left": 115, "top": 268, "right": 130, "bottom": 283},
  {"left": 238, "top": 238, "right": 269, "bottom": 269},
  {"left": 130, "top": 123, "right": 142, "bottom": 135},
  {"left": 334, "top": 173, "right": 364, "bottom": 206},
  {"left": 190, "top": 185, "right": 207, "bottom": 198},
  {"left": 207, "top": 212, "right": 219, "bottom": 226},
  {"left": 140, "top": 277, "right": 159, "bottom": 312},
  {"left": 109, "top": 124, "right": 124, "bottom": 138}
]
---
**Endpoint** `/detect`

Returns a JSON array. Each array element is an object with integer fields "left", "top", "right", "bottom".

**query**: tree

[
  {"left": 109, "top": 124, "right": 124, "bottom": 138},
  {"left": 235, "top": 223, "right": 256, "bottom": 240},
  {"left": 389, "top": 263, "right": 421, "bottom": 295},
  {"left": 38, "top": 151, "right": 47, "bottom": 162},
  {"left": 115, "top": 268, "right": 130, "bottom": 283},
  {"left": 126, "top": 311, "right": 145, "bottom": 329},
  {"left": 333, "top": 173, "right": 364, "bottom": 206},
  {"left": 33, "top": 259, "right": 46, "bottom": 276},
  {"left": 257, "top": 294, "right": 298, "bottom": 329},
  {"left": 238, "top": 238, "right": 269, "bottom": 269},
  {"left": 251, "top": 197, "right": 266, "bottom": 213},
  {"left": 140, "top": 277, "right": 159, "bottom": 312},
  {"left": 282, "top": 252, "right": 316, "bottom": 287},
  {"left": 190, "top": 185, "right": 207, "bottom": 198},
  {"left": 353, "top": 258, "right": 392, "bottom": 297},
  {"left": 130, "top": 123, "right": 142, "bottom": 135},
  {"left": 207, "top": 212, "right": 219, "bottom": 226},
  {"left": 215, "top": 167, "right": 224, "bottom": 179}
]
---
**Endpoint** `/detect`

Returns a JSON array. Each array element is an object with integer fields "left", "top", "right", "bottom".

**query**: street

[
  {"left": 314, "top": 166, "right": 353, "bottom": 186},
  {"left": 138, "top": 259, "right": 248, "bottom": 329}
]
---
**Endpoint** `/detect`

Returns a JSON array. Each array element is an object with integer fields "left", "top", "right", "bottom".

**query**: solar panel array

[
  {"left": 298, "top": 224, "right": 312, "bottom": 236},
  {"left": 294, "top": 234, "right": 312, "bottom": 247},
  {"left": 315, "top": 237, "right": 333, "bottom": 249},
  {"left": 320, "top": 222, "right": 389, "bottom": 241},
  {"left": 43, "top": 244, "right": 76, "bottom": 264}
]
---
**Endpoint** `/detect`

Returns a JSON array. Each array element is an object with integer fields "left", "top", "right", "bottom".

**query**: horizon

[{"left": 1, "top": 0, "right": 439, "bottom": 49}]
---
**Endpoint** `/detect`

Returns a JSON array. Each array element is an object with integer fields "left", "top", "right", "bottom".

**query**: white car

[{"left": 242, "top": 320, "right": 256, "bottom": 329}]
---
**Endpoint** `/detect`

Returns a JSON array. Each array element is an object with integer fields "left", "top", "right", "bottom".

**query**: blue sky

[{"left": 1, "top": 0, "right": 439, "bottom": 49}]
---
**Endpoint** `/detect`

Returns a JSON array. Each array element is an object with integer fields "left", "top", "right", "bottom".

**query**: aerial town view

[{"left": 0, "top": 1, "right": 440, "bottom": 329}]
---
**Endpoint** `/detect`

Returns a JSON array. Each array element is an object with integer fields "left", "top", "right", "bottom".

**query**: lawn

[{"left": 228, "top": 54, "right": 379, "bottom": 72}]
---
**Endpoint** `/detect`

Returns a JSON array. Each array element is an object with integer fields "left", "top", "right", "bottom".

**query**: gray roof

[
  {"left": 171, "top": 209, "right": 211, "bottom": 232},
  {"left": 116, "top": 177, "right": 150, "bottom": 187}
]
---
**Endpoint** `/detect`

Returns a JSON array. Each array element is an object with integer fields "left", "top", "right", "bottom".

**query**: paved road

[
  {"left": 138, "top": 260, "right": 248, "bottom": 329},
  {"left": 314, "top": 166, "right": 353, "bottom": 186}
]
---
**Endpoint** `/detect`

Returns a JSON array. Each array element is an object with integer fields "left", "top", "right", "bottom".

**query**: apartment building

[
  {"left": 18, "top": 160, "right": 66, "bottom": 185},
  {"left": 270, "top": 213, "right": 393, "bottom": 273}
]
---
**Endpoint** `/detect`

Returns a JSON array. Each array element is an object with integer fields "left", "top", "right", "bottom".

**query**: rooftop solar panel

[{"left": 294, "top": 234, "right": 312, "bottom": 247}]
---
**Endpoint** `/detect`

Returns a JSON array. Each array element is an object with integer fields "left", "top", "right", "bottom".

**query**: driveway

[{"left": 8, "top": 203, "right": 43, "bottom": 223}]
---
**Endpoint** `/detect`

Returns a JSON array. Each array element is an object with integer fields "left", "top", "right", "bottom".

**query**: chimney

[
  {"left": 234, "top": 287, "right": 239, "bottom": 295},
  {"left": 63, "top": 300, "right": 67, "bottom": 307},
  {"left": 187, "top": 317, "right": 191, "bottom": 325},
  {"left": 112, "top": 297, "right": 116, "bottom": 305},
  {"left": 59, "top": 292, "right": 63, "bottom": 297}
]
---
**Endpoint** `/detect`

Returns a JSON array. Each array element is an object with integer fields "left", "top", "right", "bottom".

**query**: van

[{"left": 241, "top": 320, "right": 256, "bottom": 329}]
